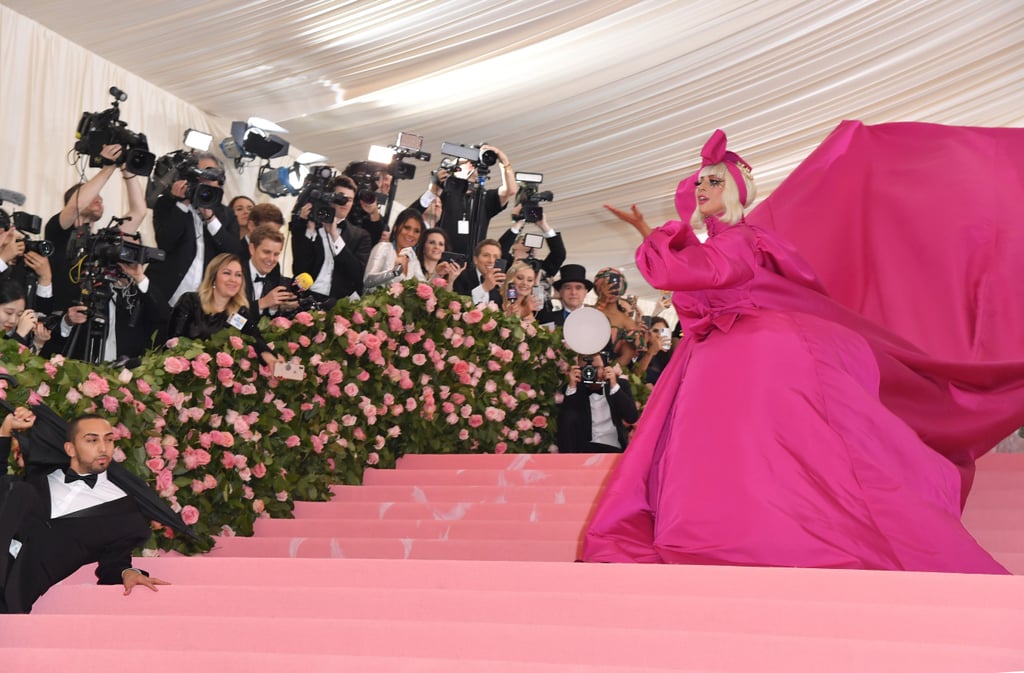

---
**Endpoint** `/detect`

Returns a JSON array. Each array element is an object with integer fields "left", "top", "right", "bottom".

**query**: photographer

[
  {"left": 0, "top": 228, "right": 55, "bottom": 316},
  {"left": 453, "top": 238, "right": 506, "bottom": 307},
  {"left": 42, "top": 261, "right": 170, "bottom": 365},
  {"left": 45, "top": 144, "right": 148, "bottom": 312},
  {"left": 417, "top": 227, "right": 466, "bottom": 286},
  {"left": 243, "top": 224, "right": 296, "bottom": 318},
  {"left": 0, "top": 280, "right": 52, "bottom": 352},
  {"left": 150, "top": 151, "right": 242, "bottom": 308},
  {"left": 289, "top": 175, "right": 371, "bottom": 306},
  {"left": 556, "top": 353, "right": 638, "bottom": 454},
  {"left": 498, "top": 207, "right": 566, "bottom": 281},
  {"left": 343, "top": 162, "right": 389, "bottom": 245},
  {"left": 413, "top": 144, "right": 517, "bottom": 257}
]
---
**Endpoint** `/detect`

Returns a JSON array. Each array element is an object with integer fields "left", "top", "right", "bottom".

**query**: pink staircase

[{"left": 2, "top": 451, "right": 1023, "bottom": 672}]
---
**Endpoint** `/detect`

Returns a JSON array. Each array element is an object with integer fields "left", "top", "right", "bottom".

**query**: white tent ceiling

[{"left": 4, "top": 0, "right": 1023, "bottom": 302}]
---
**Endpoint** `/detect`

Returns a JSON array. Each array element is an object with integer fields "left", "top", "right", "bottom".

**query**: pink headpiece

[
  {"left": 673, "top": 130, "right": 754, "bottom": 220},
  {"left": 700, "top": 129, "right": 753, "bottom": 206}
]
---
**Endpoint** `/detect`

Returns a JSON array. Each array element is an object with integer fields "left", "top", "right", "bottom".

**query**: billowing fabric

[{"left": 582, "top": 122, "right": 1024, "bottom": 573}]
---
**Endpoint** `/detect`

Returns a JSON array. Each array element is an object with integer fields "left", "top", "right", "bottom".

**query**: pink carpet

[{"left": 1, "top": 451, "right": 1021, "bottom": 672}]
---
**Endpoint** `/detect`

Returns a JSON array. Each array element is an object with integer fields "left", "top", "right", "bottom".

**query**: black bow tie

[
  {"left": 64, "top": 469, "right": 98, "bottom": 488},
  {"left": 254, "top": 275, "right": 266, "bottom": 284}
]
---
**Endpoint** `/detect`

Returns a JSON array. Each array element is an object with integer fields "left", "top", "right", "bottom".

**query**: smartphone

[
  {"left": 659, "top": 327, "right": 673, "bottom": 351},
  {"left": 522, "top": 233, "right": 544, "bottom": 249},
  {"left": 531, "top": 286, "right": 546, "bottom": 303},
  {"left": 641, "top": 315, "right": 653, "bottom": 328},
  {"left": 440, "top": 251, "right": 467, "bottom": 266},
  {"left": 273, "top": 362, "right": 305, "bottom": 381},
  {"left": 493, "top": 258, "right": 509, "bottom": 273}
]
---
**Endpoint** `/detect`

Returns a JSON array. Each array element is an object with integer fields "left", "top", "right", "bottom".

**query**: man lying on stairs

[{"left": 0, "top": 408, "right": 170, "bottom": 613}]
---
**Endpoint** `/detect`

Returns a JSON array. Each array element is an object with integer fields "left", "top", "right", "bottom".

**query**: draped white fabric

[{"left": 1, "top": 0, "right": 1022, "bottom": 307}]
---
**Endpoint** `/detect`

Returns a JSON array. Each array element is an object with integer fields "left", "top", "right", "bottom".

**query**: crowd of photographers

[{"left": 0, "top": 104, "right": 679, "bottom": 453}]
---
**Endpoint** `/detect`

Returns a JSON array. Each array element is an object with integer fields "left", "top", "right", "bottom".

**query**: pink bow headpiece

[{"left": 700, "top": 129, "right": 753, "bottom": 205}]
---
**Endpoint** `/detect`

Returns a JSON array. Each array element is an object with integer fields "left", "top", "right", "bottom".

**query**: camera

[
  {"left": 438, "top": 141, "right": 497, "bottom": 172},
  {"left": 22, "top": 239, "right": 55, "bottom": 258},
  {"left": 70, "top": 226, "right": 166, "bottom": 270},
  {"left": 0, "top": 188, "right": 49, "bottom": 258},
  {"left": 146, "top": 150, "right": 225, "bottom": 209},
  {"left": 74, "top": 87, "right": 155, "bottom": 177},
  {"left": 580, "top": 356, "right": 601, "bottom": 386},
  {"left": 343, "top": 161, "right": 387, "bottom": 206},
  {"left": 513, "top": 172, "right": 553, "bottom": 224},
  {"left": 291, "top": 166, "right": 353, "bottom": 226}
]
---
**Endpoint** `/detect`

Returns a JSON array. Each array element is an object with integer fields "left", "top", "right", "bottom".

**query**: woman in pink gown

[{"left": 581, "top": 130, "right": 1013, "bottom": 573}]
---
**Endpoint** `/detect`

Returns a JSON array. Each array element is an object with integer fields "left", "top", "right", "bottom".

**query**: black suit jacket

[
  {"left": 0, "top": 444, "right": 150, "bottom": 613},
  {"left": 556, "top": 378, "right": 639, "bottom": 453},
  {"left": 42, "top": 280, "right": 171, "bottom": 361},
  {"left": 536, "top": 306, "right": 572, "bottom": 327},
  {"left": 453, "top": 266, "right": 503, "bottom": 307},
  {"left": 289, "top": 216, "right": 371, "bottom": 301},
  {"left": 149, "top": 196, "right": 243, "bottom": 303},
  {"left": 243, "top": 263, "right": 286, "bottom": 319}
]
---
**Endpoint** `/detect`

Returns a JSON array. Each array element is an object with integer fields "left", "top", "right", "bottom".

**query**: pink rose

[
  {"left": 216, "top": 352, "right": 234, "bottom": 367},
  {"left": 229, "top": 335, "right": 245, "bottom": 350},
  {"left": 101, "top": 395, "right": 119, "bottom": 413},
  {"left": 135, "top": 379, "right": 152, "bottom": 395},
  {"left": 191, "top": 479, "right": 206, "bottom": 494},
  {"left": 480, "top": 319, "right": 497, "bottom": 333},
  {"left": 253, "top": 499, "right": 266, "bottom": 514},
  {"left": 463, "top": 309, "right": 483, "bottom": 324},
  {"left": 344, "top": 383, "right": 359, "bottom": 397},
  {"left": 494, "top": 442, "right": 508, "bottom": 454},
  {"left": 80, "top": 373, "right": 110, "bottom": 398},
  {"left": 191, "top": 359, "right": 211, "bottom": 378},
  {"left": 163, "top": 356, "right": 188, "bottom": 375},
  {"left": 251, "top": 462, "right": 267, "bottom": 479},
  {"left": 367, "top": 451, "right": 380, "bottom": 465},
  {"left": 217, "top": 368, "right": 234, "bottom": 386},
  {"left": 285, "top": 435, "right": 301, "bottom": 448},
  {"left": 271, "top": 316, "right": 292, "bottom": 329},
  {"left": 203, "top": 474, "right": 217, "bottom": 489},
  {"left": 181, "top": 505, "right": 199, "bottom": 525},
  {"left": 145, "top": 457, "right": 165, "bottom": 473},
  {"left": 532, "top": 415, "right": 548, "bottom": 429},
  {"left": 468, "top": 414, "right": 484, "bottom": 428},
  {"left": 155, "top": 468, "right": 174, "bottom": 493},
  {"left": 458, "top": 429, "right": 469, "bottom": 441},
  {"left": 145, "top": 439, "right": 163, "bottom": 457},
  {"left": 293, "top": 311, "right": 314, "bottom": 326},
  {"left": 416, "top": 283, "right": 435, "bottom": 300}
]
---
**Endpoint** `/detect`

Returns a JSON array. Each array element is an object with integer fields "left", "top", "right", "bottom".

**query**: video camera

[
  {"left": 439, "top": 141, "right": 498, "bottom": 181},
  {"left": 0, "top": 188, "right": 51, "bottom": 258},
  {"left": 513, "top": 172, "right": 553, "bottom": 224},
  {"left": 146, "top": 150, "right": 225, "bottom": 209},
  {"left": 343, "top": 161, "right": 389, "bottom": 207},
  {"left": 74, "top": 87, "right": 155, "bottom": 177},
  {"left": 292, "top": 165, "right": 350, "bottom": 226}
]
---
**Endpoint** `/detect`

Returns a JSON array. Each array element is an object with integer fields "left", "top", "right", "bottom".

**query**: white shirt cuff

[
  {"left": 35, "top": 283, "right": 53, "bottom": 298},
  {"left": 136, "top": 276, "right": 150, "bottom": 293},
  {"left": 205, "top": 216, "right": 222, "bottom": 236}
]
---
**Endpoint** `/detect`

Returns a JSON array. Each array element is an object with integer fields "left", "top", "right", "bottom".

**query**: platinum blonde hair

[{"left": 689, "top": 163, "right": 757, "bottom": 229}]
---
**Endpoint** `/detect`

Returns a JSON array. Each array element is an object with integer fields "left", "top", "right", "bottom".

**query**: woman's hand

[
  {"left": 604, "top": 204, "right": 652, "bottom": 239},
  {"left": 32, "top": 322, "right": 51, "bottom": 350},
  {"left": 15, "top": 309, "right": 37, "bottom": 338},
  {"left": 396, "top": 254, "right": 410, "bottom": 276}
]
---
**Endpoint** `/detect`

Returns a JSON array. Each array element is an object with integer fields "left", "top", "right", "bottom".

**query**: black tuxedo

[
  {"left": 0, "top": 441, "right": 150, "bottom": 613},
  {"left": 243, "top": 262, "right": 285, "bottom": 319},
  {"left": 289, "top": 216, "right": 371, "bottom": 302},
  {"left": 453, "top": 266, "right": 503, "bottom": 307},
  {"left": 556, "top": 378, "right": 639, "bottom": 453},
  {"left": 42, "top": 280, "right": 171, "bottom": 362},
  {"left": 149, "top": 196, "right": 243, "bottom": 304}
]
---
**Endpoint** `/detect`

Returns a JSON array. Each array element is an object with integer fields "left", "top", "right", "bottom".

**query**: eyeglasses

[{"left": 694, "top": 177, "right": 725, "bottom": 189}]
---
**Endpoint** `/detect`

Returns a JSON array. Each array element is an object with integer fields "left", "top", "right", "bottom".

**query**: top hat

[{"left": 553, "top": 264, "right": 594, "bottom": 291}]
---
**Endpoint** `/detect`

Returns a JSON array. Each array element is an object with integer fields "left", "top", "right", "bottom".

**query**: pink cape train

[{"left": 581, "top": 121, "right": 1024, "bottom": 573}]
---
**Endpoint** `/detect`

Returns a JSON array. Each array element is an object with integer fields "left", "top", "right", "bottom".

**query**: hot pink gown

[{"left": 582, "top": 122, "right": 1024, "bottom": 573}]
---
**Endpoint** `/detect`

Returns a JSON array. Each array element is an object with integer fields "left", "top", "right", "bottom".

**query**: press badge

[
  {"left": 227, "top": 313, "right": 247, "bottom": 330},
  {"left": 457, "top": 218, "right": 470, "bottom": 235}
]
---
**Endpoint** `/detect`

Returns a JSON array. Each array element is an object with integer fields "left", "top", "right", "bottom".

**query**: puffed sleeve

[{"left": 636, "top": 222, "right": 757, "bottom": 291}]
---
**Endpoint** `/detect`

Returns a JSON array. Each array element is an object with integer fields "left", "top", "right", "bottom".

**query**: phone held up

[{"left": 440, "top": 251, "right": 467, "bottom": 266}]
